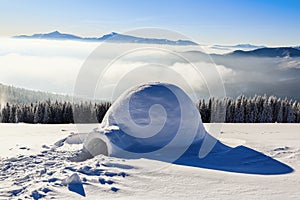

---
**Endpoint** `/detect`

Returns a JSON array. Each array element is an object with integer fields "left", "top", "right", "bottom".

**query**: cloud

[
  {"left": 0, "top": 38, "right": 97, "bottom": 58},
  {"left": 277, "top": 57, "right": 300, "bottom": 69},
  {"left": 0, "top": 53, "right": 82, "bottom": 94},
  {"left": 8, "top": 39, "right": 229, "bottom": 100},
  {"left": 0, "top": 38, "right": 99, "bottom": 93},
  {"left": 0, "top": 38, "right": 299, "bottom": 100},
  {"left": 80, "top": 47, "right": 234, "bottom": 100}
]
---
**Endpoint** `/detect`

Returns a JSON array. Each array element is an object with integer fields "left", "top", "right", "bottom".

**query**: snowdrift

[{"left": 84, "top": 83, "right": 293, "bottom": 175}]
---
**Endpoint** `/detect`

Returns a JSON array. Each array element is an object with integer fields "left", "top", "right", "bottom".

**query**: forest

[{"left": 1, "top": 94, "right": 299, "bottom": 123}]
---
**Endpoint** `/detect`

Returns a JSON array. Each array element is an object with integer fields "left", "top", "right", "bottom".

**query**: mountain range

[
  {"left": 13, "top": 31, "right": 198, "bottom": 46},
  {"left": 185, "top": 47, "right": 300, "bottom": 58},
  {"left": 13, "top": 31, "right": 300, "bottom": 57},
  {"left": 212, "top": 44, "right": 266, "bottom": 50},
  {"left": 228, "top": 47, "right": 300, "bottom": 57}
]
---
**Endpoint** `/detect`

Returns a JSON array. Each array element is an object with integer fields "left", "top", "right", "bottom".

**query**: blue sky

[{"left": 1, "top": 0, "right": 300, "bottom": 45}]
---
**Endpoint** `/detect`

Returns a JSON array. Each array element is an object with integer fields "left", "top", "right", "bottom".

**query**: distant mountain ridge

[
  {"left": 184, "top": 47, "right": 300, "bottom": 58},
  {"left": 212, "top": 44, "right": 265, "bottom": 50},
  {"left": 228, "top": 47, "right": 300, "bottom": 57},
  {"left": 13, "top": 31, "right": 198, "bottom": 46}
]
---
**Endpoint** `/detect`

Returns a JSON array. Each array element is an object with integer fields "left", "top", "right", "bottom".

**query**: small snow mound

[
  {"left": 65, "top": 133, "right": 88, "bottom": 144},
  {"left": 62, "top": 173, "right": 82, "bottom": 185},
  {"left": 62, "top": 173, "right": 86, "bottom": 196}
]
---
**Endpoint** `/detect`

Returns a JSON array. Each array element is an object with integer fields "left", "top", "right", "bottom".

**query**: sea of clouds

[{"left": 0, "top": 37, "right": 299, "bottom": 100}]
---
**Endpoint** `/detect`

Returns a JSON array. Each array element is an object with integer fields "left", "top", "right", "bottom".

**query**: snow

[
  {"left": 0, "top": 83, "right": 299, "bottom": 199},
  {"left": 62, "top": 173, "right": 85, "bottom": 197},
  {"left": 0, "top": 123, "right": 300, "bottom": 199}
]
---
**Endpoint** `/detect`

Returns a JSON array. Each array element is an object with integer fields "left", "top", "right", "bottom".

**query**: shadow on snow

[{"left": 173, "top": 135, "right": 293, "bottom": 175}]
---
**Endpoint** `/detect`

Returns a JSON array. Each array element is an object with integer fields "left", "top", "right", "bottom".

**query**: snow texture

[{"left": 0, "top": 123, "right": 299, "bottom": 199}]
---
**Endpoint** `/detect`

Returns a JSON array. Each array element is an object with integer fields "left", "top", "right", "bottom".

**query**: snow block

[{"left": 62, "top": 173, "right": 85, "bottom": 196}]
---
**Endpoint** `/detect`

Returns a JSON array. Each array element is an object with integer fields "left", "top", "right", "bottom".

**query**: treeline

[
  {"left": 1, "top": 95, "right": 300, "bottom": 123},
  {"left": 197, "top": 95, "right": 300, "bottom": 123},
  {"left": 0, "top": 83, "right": 90, "bottom": 104},
  {"left": 0, "top": 100, "right": 111, "bottom": 124}
]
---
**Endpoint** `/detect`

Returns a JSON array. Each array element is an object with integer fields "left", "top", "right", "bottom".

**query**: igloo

[
  {"left": 82, "top": 82, "right": 293, "bottom": 175},
  {"left": 84, "top": 82, "right": 208, "bottom": 161}
]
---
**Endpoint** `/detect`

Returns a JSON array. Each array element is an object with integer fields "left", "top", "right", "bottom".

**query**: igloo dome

[{"left": 84, "top": 82, "right": 208, "bottom": 161}]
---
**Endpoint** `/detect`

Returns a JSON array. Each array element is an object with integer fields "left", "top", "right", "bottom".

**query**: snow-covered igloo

[
  {"left": 82, "top": 82, "right": 293, "bottom": 175},
  {"left": 84, "top": 82, "right": 208, "bottom": 161}
]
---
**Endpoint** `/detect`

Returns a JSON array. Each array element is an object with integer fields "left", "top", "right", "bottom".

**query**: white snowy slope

[
  {"left": 0, "top": 83, "right": 299, "bottom": 199},
  {"left": 0, "top": 123, "right": 299, "bottom": 199}
]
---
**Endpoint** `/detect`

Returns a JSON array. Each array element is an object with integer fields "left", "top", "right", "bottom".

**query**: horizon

[
  {"left": 5, "top": 29, "right": 300, "bottom": 47},
  {"left": 1, "top": 0, "right": 300, "bottom": 46}
]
